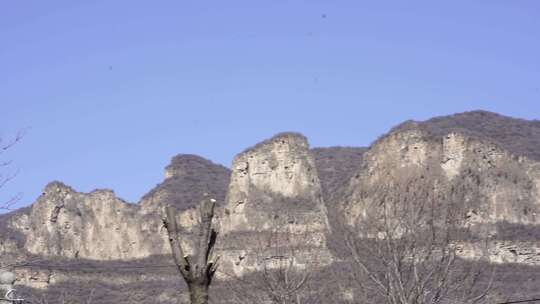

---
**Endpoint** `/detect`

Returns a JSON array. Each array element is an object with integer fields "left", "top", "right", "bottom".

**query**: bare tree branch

[
  {"left": 345, "top": 176, "right": 494, "bottom": 304},
  {"left": 0, "top": 129, "right": 27, "bottom": 211},
  {"left": 224, "top": 209, "right": 325, "bottom": 304}
]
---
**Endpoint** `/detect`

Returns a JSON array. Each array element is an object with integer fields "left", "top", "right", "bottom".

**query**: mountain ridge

[
  {"left": 384, "top": 110, "right": 540, "bottom": 161},
  {"left": 1, "top": 110, "right": 539, "bottom": 303}
]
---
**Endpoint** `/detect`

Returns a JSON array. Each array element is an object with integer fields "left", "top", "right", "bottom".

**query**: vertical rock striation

[
  {"left": 338, "top": 111, "right": 540, "bottom": 264},
  {"left": 219, "top": 133, "right": 333, "bottom": 276},
  {"left": 0, "top": 110, "right": 539, "bottom": 302},
  {"left": 10, "top": 182, "right": 167, "bottom": 260}
]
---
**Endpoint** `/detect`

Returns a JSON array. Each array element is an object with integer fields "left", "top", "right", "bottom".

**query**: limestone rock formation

[
  {"left": 219, "top": 133, "right": 333, "bottom": 276},
  {"left": 0, "top": 154, "right": 231, "bottom": 260},
  {"left": 338, "top": 111, "right": 540, "bottom": 264},
  {"left": 0, "top": 110, "right": 539, "bottom": 303},
  {"left": 9, "top": 181, "right": 167, "bottom": 260},
  {"left": 0, "top": 155, "right": 231, "bottom": 291}
]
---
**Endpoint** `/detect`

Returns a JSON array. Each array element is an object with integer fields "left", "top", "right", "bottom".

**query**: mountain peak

[
  {"left": 240, "top": 132, "right": 308, "bottom": 155},
  {"left": 388, "top": 110, "right": 540, "bottom": 161},
  {"left": 42, "top": 181, "right": 75, "bottom": 196},
  {"left": 165, "top": 154, "right": 228, "bottom": 179},
  {"left": 140, "top": 154, "right": 231, "bottom": 212}
]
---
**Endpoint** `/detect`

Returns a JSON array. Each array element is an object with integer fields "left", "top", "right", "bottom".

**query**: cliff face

[
  {"left": 0, "top": 110, "right": 539, "bottom": 302},
  {"left": 10, "top": 182, "right": 167, "bottom": 260},
  {"left": 219, "top": 133, "right": 333, "bottom": 276},
  {"left": 1, "top": 136, "right": 336, "bottom": 287},
  {"left": 223, "top": 133, "right": 327, "bottom": 231},
  {"left": 391, "top": 110, "right": 540, "bottom": 162},
  {"left": 338, "top": 111, "right": 540, "bottom": 264},
  {"left": 0, "top": 155, "right": 230, "bottom": 289}
]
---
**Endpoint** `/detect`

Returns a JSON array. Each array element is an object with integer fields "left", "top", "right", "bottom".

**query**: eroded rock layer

[
  {"left": 0, "top": 110, "right": 539, "bottom": 302},
  {"left": 219, "top": 133, "right": 333, "bottom": 276},
  {"left": 338, "top": 112, "right": 540, "bottom": 264}
]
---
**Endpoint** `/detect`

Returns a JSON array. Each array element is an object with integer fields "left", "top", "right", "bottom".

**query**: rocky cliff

[
  {"left": 0, "top": 155, "right": 232, "bottom": 291},
  {"left": 218, "top": 133, "right": 333, "bottom": 277},
  {"left": 9, "top": 182, "right": 166, "bottom": 260},
  {"left": 0, "top": 110, "right": 539, "bottom": 303},
  {"left": 338, "top": 111, "right": 540, "bottom": 264},
  {"left": 0, "top": 135, "right": 336, "bottom": 290}
]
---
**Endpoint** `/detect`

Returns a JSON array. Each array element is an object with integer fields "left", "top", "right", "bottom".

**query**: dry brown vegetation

[
  {"left": 6, "top": 111, "right": 540, "bottom": 303},
  {"left": 141, "top": 155, "right": 230, "bottom": 211},
  {"left": 388, "top": 110, "right": 540, "bottom": 161},
  {"left": 222, "top": 218, "right": 325, "bottom": 304},
  {"left": 344, "top": 183, "right": 495, "bottom": 304}
]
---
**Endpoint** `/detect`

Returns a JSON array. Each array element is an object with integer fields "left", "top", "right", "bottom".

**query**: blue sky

[{"left": 1, "top": 1, "right": 539, "bottom": 208}]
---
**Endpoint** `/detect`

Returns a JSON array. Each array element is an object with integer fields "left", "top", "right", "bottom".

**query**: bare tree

[
  {"left": 163, "top": 196, "right": 219, "bottom": 304},
  {"left": 344, "top": 177, "right": 494, "bottom": 304},
  {"left": 0, "top": 130, "right": 25, "bottom": 211},
  {"left": 224, "top": 213, "right": 327, "bottom": 304}
]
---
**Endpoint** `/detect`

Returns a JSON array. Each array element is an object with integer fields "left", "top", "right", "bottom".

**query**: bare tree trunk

[
  {"left": 163, "top": 195, "right": 219, "bottom": 304},
  {"left": 188, "top": 282, "right": 209, "bottom": 304}
]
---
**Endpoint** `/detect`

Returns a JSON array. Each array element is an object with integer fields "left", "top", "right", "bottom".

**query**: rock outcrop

[
  {"left": 338, "top": 111, "right": 540, "bottom": 264},
  {"left": 219, "top": 133, "right": 333, "bottom": 276},
  {"left": 9, "top": 182, "right": 167, "bottom": 260},
  {"left": 0, "top": 110, "right": 539, "bottom": 303},
  {"left": 0, "top": 154, "right": 231, "bottom": 261}
]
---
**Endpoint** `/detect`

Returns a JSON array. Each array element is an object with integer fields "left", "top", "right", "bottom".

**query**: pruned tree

[
  {"left": 163, "top": 196, "right": 219, "bottom": 304},
  {"left": 344, "top": 176, "right": 494, "bottom": 304}
]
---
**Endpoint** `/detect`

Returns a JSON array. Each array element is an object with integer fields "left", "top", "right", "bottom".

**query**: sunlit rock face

[
  {"left": 342, "top": 131, "right": 540, "bottom": 224},
  {"left": 457, "top": 241, "right": 540, "bottom": 264},
  {"left": 1, "top": 154, "right": 231, "bottom": 264},
  {"left": 339, "top": 111, "right": 540, "bottom": 265},
  {"left": 223, "top": 133, "right": 327, "bottom": 232},
  {"left": 10, "top": 182, "right": 168, "bottom": 260},
  {"left": 219, "top": 133, "right": 333, "bottom": 277},
  {"left": 0, "top": 155, "right": 230, "bottom": 291},
  {"left": 1, "top": 110, "right": 539, "bottom": 299}
]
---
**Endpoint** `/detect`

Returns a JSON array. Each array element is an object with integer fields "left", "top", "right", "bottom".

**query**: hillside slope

[
  {"left": 139, "top": 154, "right": 231, "bottom": 213},
  {"left": 1, "top": 110, "right": 539, "bottom": 303}
]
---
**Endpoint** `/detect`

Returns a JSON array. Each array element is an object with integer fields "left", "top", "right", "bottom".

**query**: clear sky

[{"left": 1, "top": 1, "right": 539, "bottom": 209}]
